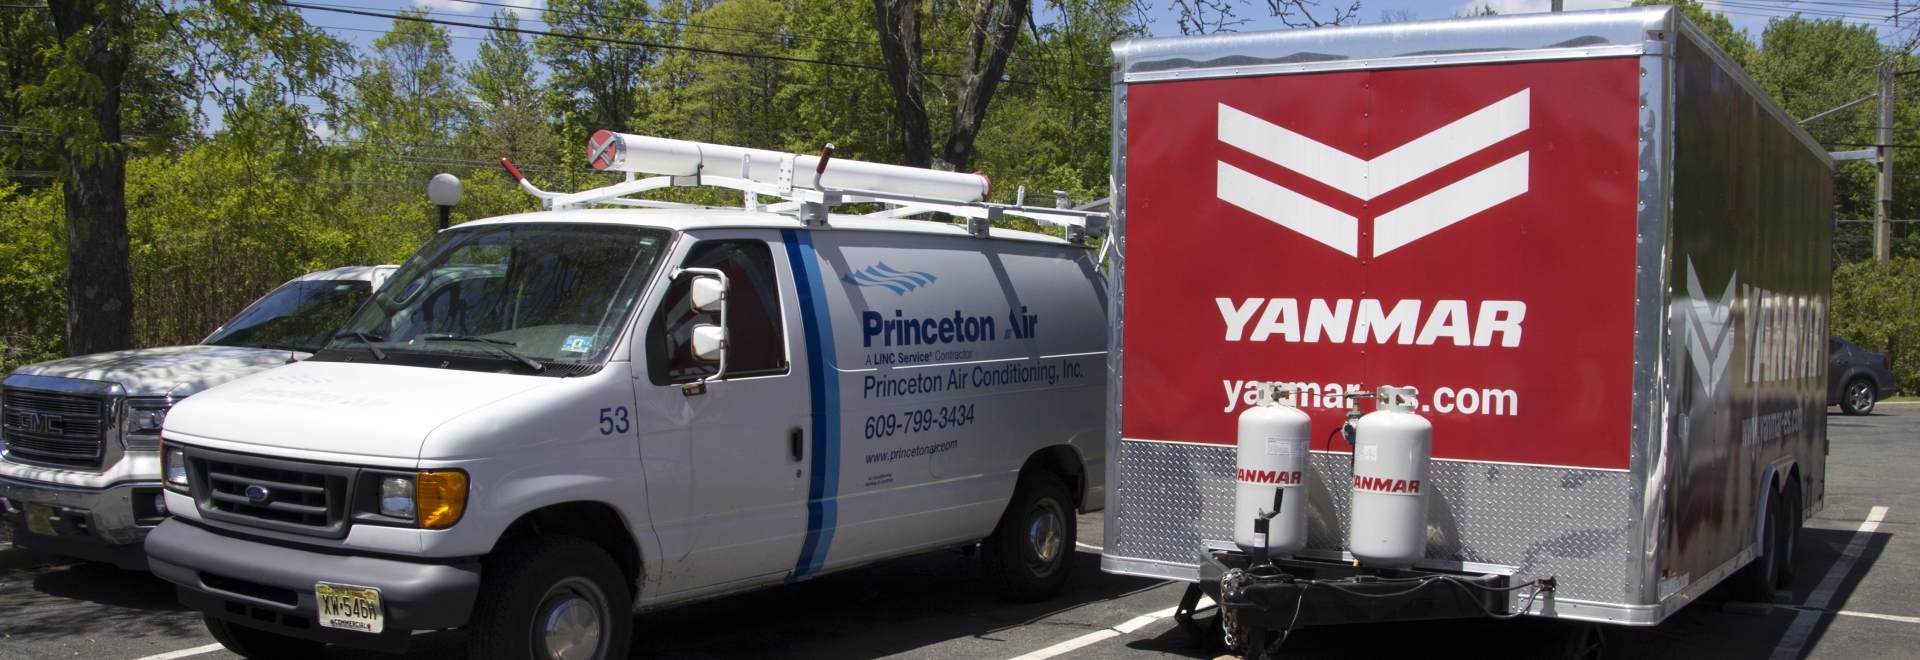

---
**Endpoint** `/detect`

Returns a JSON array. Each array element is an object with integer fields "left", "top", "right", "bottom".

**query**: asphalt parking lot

[{"left": 1, "top": 404, "right": 1914, "bottom": 660}]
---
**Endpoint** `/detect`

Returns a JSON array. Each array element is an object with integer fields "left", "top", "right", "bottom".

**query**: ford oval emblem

[{"left": 245, "top": 485, "right": 270, "bottom": 503}]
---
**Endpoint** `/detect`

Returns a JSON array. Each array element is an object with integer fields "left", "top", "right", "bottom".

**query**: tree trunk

[
  {"left": 48, "top": 0, "right": 133, "bottom": 356},
  {"left": 873, "top": 0, "right": 933, "bottom": 169},
  {"left": 943, "top": 0, "right": 1028, "bottom": 174}
]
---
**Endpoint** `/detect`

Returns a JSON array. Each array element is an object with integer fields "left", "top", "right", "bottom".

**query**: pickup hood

[
  {"left": 10, "top": 345, "right": 299, "bottom": 397},
  {"left": 162, "top": 360, "right": 559, "bottom": 462}
]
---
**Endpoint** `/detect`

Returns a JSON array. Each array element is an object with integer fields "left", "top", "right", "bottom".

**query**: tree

[
  {"left": 469, "top": 11, "right": 541, "bottom": 112},
  {"left": 467, "top": 10, "right": 557, "bottom": 168},
  {"left": 539, "top": 0, "right": 658, "bottom": 137},
  {"left": 346, "top": 10, "right": 469, "bottom": 145},
  {"left": 1266, "top": 0, "right": 1359, "bottom": 28},
  {"left": 39, "top": 0, "right": 139, "bottom": 356},
  {"left": 874, "top": 0, "right": 1032, "bottom": 173}
]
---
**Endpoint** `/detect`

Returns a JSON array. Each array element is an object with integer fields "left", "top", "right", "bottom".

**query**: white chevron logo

[{"left": 1216, "top": 89, "right": 1531, "bottom": 257}]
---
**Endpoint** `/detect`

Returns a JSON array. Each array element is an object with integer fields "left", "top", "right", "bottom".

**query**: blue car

[{"left": 1829, "top": 336, "right": 1900, "bottom": 415}]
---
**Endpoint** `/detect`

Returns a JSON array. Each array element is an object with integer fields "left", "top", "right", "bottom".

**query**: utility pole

[
  {"left": 1878, "top": 63, "right": 1895, "bottom": 262},
  {"left": 1551, "top": 0, "right": 1563, "bottom": 10}
]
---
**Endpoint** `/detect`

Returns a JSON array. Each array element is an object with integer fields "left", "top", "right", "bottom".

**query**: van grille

[
  {"left": 189, "top": 448, "right": 353, "bottom": 538},
  {"left": 1, "top": 387, "right": 109, "bottom": 469}
]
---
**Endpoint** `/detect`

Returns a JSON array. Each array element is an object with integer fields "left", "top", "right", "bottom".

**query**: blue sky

[{"left": 290, "top": 0, "right": 1914, "bottom": 69}]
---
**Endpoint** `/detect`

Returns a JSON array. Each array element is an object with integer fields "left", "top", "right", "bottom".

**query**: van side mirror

[
  {"left": 691, "top": 324, "right": 727, "bottom": 362},
  {"left": 689, "top": 276, "right": 726, "bottom": 314}
]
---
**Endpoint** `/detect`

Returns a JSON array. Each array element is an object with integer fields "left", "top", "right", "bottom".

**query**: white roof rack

[{"left": 499, "top": 133, "right": 1109, "bottom": 244}]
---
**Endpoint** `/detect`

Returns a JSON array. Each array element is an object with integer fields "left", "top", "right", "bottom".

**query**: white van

[
  {"left": 1, "top": 266, "right": 395, "bottom": 569},
  {"left": 144, "top": 177, "right": 1108, "bottom": 658}
]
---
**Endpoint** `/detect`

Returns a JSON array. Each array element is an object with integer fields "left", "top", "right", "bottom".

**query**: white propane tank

[
  {"left": 1234, "top": 383, "right": 1312, "bottom": 558},
  {"left": 1347, "top": 386, "right": 1433, "bottom": 568}
]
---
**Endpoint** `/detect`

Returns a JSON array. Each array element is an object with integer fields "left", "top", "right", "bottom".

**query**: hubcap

[
  {"left": 1025, "top": 499, "right": 1065, "bottom": 576},
  {"left": 1849, "top": 383, "right": 1873, "bottom": 411},
  {"left": 536, "top": 578, "right": 607, "bottom": 660}
]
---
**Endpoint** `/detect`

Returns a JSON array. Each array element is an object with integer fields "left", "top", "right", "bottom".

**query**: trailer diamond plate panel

[{"left": 1112, "top": 439, "right": 1633, "bottom": 604}]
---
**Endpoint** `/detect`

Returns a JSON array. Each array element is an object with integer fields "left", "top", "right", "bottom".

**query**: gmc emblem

[{"left": 17, "top": 412, "right": 63, "bottom": 435}]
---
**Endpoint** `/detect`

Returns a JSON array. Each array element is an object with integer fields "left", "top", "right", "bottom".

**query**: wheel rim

[
  {"left": 1025, "top": 498, "right": 1066, "bottom": 577},
  {"left": 1848, "top": 382, "right": 1873, "bottom": 412},
  {"left": 535, "top": 577, "right": 609, "bottom": 660}
]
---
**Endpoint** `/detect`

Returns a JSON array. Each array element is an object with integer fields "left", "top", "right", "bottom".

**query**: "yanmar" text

[{"left": 1216, "top": 298, "right": 1525, "bottom": 347}]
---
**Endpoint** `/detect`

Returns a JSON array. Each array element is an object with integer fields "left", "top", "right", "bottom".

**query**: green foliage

[
  {"left": 1831, "top": 259, "right": 1920, "bottom": 393},
  {"left": 0, "top": 183, "right": 66, "bottom": 373}
]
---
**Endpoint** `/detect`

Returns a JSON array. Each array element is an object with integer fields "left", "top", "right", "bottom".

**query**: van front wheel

[
  {"left": 468, "top": 536, "right": 633, "bottom": 660},
  {"left": 983, "top": 471, "right": 1076, "bottom": 603}
]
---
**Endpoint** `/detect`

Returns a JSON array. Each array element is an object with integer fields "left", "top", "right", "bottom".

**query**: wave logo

[
  {"left": 1217, "top": 89, "right": 1530, "bottom": 257},
  {"left": 841, "top": 262, "right": 937, "bottom": 295}
]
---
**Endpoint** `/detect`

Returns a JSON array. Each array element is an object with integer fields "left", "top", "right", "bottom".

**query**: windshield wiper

[
  {"left": 330, "top": 331, "right": 388, "bottom": 360},
  {"left": 418, "top": 334, "right": 546, "bottom": 372}
]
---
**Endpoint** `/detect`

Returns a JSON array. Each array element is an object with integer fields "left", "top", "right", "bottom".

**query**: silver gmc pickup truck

[{"left": 0, "top": 266, "right": 393, "bottom": 569}]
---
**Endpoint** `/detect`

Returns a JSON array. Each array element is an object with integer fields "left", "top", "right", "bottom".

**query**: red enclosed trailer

[{"left": 1101, "top": 6, "right": 1832, "bottom": 653}]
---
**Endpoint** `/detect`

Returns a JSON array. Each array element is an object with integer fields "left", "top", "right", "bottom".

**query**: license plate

[
  {"left": 315, "top": 582, "right": 384, "bottom": 633},
  {"left": 22, "top": 503, "right": 54, "bottom": 536}
]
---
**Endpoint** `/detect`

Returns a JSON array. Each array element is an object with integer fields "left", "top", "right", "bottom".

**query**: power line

[{"left": 280, "top": 2, "right": 1107, "bottom": 92}]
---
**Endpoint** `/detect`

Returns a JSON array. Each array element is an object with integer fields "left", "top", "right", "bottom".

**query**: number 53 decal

[{"left": 598, "top": 407, "right": 630, "bottom": 435}]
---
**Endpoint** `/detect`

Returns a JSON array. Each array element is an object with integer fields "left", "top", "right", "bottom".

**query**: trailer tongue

[{"left": 1103, "top": 6, "right": 1832, "bottom": 658}]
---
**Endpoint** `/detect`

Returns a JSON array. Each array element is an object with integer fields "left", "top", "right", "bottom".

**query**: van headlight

[
  {"left": 122, "top": 397, "right": 173, "bottom": 451},
  {"left": 370, "top": 471, "right": 467, "bottom": 529},
  {"left": 162, "top": 443, "right": 189, "bottom": 493}
]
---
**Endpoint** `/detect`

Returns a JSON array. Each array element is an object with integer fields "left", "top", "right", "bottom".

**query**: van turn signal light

[{"left": 417, "top": 471, "right": 468, "bottom": 529}]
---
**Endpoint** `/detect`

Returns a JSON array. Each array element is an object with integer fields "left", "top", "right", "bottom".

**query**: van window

[{"left": 648, "top": 240, "right": 788, "bottom": 384}]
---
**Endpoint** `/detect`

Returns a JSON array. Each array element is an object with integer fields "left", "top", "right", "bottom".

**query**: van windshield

[
  {"left": 204, "top": 280, "right": 373, "bottom": 353},
  {"left": 322, "top": 223, "right": 673, "bottom": 375}
]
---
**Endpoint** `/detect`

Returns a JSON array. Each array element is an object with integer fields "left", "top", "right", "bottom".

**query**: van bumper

[
  {"left": 145, "top": 519, "right": 481, "bottom": 654},
  {"left": 0, "top": 474, "right": 163, "bottom": 570}
]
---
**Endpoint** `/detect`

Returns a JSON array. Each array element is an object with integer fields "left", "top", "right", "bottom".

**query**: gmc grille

[
  {"left": 188, "top": 447, "right": 354, "bottom": 539},
  {"left": 1, "top": 387, "right": 109, "bottom": 469}
]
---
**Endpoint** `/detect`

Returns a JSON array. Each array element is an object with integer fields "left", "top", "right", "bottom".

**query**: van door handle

[{"left": 789, "top": 427, "right": 804, "bottom": 462}]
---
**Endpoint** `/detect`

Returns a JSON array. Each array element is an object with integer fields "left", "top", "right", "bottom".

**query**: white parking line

[
  {"left": 1771, "top": 506, "right": 1890, "bottom": 660},
  {"left": 1782, "top": 606, "right": 1920, "bottom": 625},
  {"left": 1005, "top": 606, "right": 1180, "bottom": 660},
  {"left": 130, "top": 643, "right": 224, "bottom": 660}
]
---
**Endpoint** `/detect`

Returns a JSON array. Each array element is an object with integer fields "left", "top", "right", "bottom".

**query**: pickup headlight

[
  {"left": 161, "top": 443, "right": 189, "bottom": 493},
  {"left": 122, "top": 397, "right": 174, "bottom": 451},
  {"left": 367, "top": 471, "right": 467, "bottom": 529}
]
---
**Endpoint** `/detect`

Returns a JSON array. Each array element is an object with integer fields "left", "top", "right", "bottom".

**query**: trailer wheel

[
  {"left": 203, "top": 614, "right": 325, "bottom": 659},
  {"left": 468, "top": 536, "right": 633, "bottom": 660},
  {"left": 983, "top": 470, "right": 1075, "bottom": 602},
  {"left": 1775, "top": 480, "right": 1802, "bottom": 588},
  {"left": 1727, "top": 488, "right": 1782, "bottom": 602}
]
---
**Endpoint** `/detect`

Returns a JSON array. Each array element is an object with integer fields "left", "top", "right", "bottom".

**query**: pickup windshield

[
  {"left": 204, "top": 280, "right": 374, "bottom": 352},
  {"left": 323, "top": 223, "right": 673, "bottom": 374}
]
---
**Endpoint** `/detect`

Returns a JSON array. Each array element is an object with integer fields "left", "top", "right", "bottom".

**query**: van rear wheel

[
  {"left": 203, "top": 614, "right": 325, "bottom": 659},
  {"left": 468, "top": 536, "right": 633, "bottom": 660},
  {"left": 983, "top": 470, "right": 1075, "bottom": 603}
]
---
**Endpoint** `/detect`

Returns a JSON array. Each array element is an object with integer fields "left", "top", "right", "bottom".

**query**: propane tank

[
  {"left": 1234, "top": 383, "right": 1312, "bottom": 559},
  {"left": 1346, "top": 386, "right": 1433, "bottom": 568}
]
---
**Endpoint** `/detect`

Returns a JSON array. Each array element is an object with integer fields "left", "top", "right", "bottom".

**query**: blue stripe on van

[{"left": 782, "top": 229, "right": 839, "bottom": 581}]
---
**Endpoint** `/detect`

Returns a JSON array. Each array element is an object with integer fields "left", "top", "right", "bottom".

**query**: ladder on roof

[{"left": 499, "top": 133, "right": 1110, "bottom": 245}]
